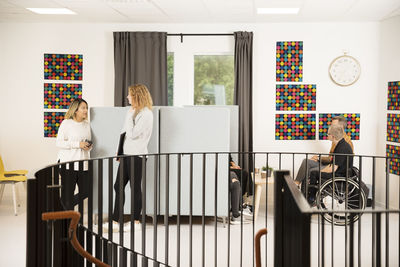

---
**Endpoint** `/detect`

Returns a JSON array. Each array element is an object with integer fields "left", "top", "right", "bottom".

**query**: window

[
  {"left": 167, "top": 53, "right": 174, "bottom": 106},
  {"left": 194, "top": 55, "right": 234, "bottom": 105}
]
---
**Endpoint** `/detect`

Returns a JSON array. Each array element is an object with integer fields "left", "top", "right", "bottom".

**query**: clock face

[{"left": 329, "top": 55, "right": 361, "bottom": 86}]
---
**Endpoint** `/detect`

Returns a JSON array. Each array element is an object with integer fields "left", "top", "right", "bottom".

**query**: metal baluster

[
  {"left": 164, "top": 155, "right": 169, "bottom": 266},
  {"left": 202, "top": 153, "right": 206, "bottom": 267},
  {"left": 189, "top": 154, "right": 193, "bottom": 267},
  {"left": 97, "top": 159, "right": 103, "bottom": 261},
  {"left": 177, "top": 154, "right": 181, "bottom": 267},
  {"left": 214, "top": 153, "right": 218, "bottom": 267}
]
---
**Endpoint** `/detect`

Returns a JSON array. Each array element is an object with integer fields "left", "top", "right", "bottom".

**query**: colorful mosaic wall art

[
  {"left": 276, "top": 41, "right": 303, "bottom": 82},
  {"left": 276, "top": 84, "right": 316, "bottom": 111},
  {"left": 44, "top": 83, "right": 82, "bottom": 109},
  {"left": 386, "top": 144, "right": 400, "bottom": 175},
  {"left": 388, "top": 81, "right": 400, "bottom": 110},
  {"left": 44, "top": 54, "right": 83, "bottom": 80},
  {"left": 318, "top": 113, "right": 360, "bottom": 140},
  {"left": 275, "top": 114, "right": 316, "bottom": 140},
  {"left": 387, "top": 113, "right": 400, "bottom": 143},
  {"left": 44, "top": 112, "right": 65, "bottom": 138}
]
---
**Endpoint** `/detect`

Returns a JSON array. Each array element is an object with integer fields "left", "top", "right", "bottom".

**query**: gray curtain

[
  {"left": 113, "top": 32, "right": 168, "bottom": 106},
  {"left": 234, "top": 31, "right": 253, "bottom": 172}
]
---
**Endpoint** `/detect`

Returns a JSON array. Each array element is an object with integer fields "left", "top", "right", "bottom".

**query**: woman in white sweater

[
  {"left": 111, "top": 84, "right": 153, "bottom": 231},
  {"left": 56, "top": 98, "right": 92, "bottom": 209}
]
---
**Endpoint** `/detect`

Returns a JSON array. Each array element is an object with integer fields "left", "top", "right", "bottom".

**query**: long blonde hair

[
  {"left": 128, "top": 84, "right": 153, "bottom": 115},
  {"left": 65, "top": 98, "right": 88, "bottom": 120}
]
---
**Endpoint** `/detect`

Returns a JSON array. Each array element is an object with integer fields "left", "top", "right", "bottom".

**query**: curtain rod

[{"left": 167, "top": 33, "right": 234, "bottom": 43}]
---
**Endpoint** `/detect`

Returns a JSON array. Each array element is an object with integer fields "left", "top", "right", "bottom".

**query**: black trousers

[
  {"left": 60, "top": 169, "right": 89, "bottom": 210},
  {"left": 306, "top": 171, "right": 335, "bottom": 202},
  {"left": 112, "top": 156, "right": 143, "bottom": 222},
  {"left": 229, "top": 171, "right": 241, "bottom": 217},
  {"left": 230, "top": 168, "right": 253, "bottom": 196}
]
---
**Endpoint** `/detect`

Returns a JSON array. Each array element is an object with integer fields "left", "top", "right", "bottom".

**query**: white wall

[
  {"left": 377, "top": 15, "right": 400, "bottom": 207},
  {"left": 0, "top": 22, "right": 384, "bottom": 179}
]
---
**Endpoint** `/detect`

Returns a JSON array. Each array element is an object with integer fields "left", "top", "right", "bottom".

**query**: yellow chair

[{"left": 0, "top": 156, "right": 27, "bottom": 215}]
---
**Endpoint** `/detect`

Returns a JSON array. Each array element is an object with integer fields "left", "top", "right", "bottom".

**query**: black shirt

[{"left": 332, "top": 138, "right": 353, "bottom": 176}]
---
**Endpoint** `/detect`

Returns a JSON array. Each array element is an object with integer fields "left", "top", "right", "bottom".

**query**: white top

[
  {"left": 56, "top": 119, "right": 92, "bottom": 170},
  {"left": 121, "top": 107, "right": 153, "bottom": 155}
]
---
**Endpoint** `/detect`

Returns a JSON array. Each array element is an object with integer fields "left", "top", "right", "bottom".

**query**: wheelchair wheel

[{"left": 316, "top": 177, "right": 366, "bottom": 226}]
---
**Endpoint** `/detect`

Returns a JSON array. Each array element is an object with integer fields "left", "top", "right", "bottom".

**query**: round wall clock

[{"left": 328, "top": 54, "right": 361, "bottom": 86}]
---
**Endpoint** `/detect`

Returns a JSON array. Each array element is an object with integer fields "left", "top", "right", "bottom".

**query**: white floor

[{"left": 1, "top": 183, "right": 399, "bottom": 267}]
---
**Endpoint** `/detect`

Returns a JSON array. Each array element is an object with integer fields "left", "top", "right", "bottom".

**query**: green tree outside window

[
  {"left": 167, "top": 53, "right": 174, "bottom": 106},
  {"left": 194, "top": 55, "right": 234, "bottom": 105}
]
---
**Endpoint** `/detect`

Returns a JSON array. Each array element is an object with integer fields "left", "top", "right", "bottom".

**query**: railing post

[
  {"left": 274, "top": 170, "right": 289, "bottom": 267},
  {"left": 26, "top": 178, "right": 38, "bottom": 267},
  {"left": 274, "top": 170, "right": 311, "bottom": 267}
]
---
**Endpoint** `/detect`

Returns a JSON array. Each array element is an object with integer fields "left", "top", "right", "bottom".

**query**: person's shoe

[
  {"left": 102, "top": 221, "right": 120, "bottom": 233},
  {"left": 242, "top": 207, "right": 253, "bottom": 219},
  {"left": 230, "top": 215, "right": 252, "bottom": 225}
]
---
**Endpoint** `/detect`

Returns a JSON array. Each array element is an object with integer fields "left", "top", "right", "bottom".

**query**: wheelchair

[{"left": 301, "top": 166, "right": 368, "bottom": 226}]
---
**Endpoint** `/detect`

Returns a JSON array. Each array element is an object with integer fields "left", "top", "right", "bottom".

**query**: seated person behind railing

[
  {"left": 307, "top": 124, "right": 354, "bottom": 204},
  {"left": 230, "top": 171, "right": 252, "bottom": 224},
  {"left": 229, "top": 155, "right": 253, "bottom": 211},
  {"left": 294, "top": 116, "right": 354, "bottom": 186}
]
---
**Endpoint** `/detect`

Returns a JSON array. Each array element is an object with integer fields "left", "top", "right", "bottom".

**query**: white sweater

[
  {"left": 56, "top": 119, "right": 92, "bottom": 170},
  {"left": 121, "top": 107, "right": 153, "bottom": 155}
]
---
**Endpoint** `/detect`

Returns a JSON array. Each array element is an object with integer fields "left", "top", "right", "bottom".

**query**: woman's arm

[
  {"left": 56, "top": 121, "right": 81, "bottom": 149},
  {"left": 125, "top": 110, "right": 153, "bottom": 140}
]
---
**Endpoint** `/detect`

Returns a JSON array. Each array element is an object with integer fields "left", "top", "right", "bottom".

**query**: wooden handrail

[
  {"left": 42, "top": 211, "right": 110, "bottom": 267},
  {"left": 255, "top": 228, "right": 268, "bottom": 267}
]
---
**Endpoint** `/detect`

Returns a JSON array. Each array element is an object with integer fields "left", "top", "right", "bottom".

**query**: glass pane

[
  {"left": 167, "top": 53, "right": 174, "bottom": 106},
  {"left": 194, "top": 55, "right": 234, "bottom": 105}
]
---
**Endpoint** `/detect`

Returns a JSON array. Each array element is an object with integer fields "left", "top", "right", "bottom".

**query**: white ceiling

[{"left": 0, "top": 0, "right": 399, "bottom": 23}]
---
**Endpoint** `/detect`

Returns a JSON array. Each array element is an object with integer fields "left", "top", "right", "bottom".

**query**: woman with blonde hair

[
  {"left": 56, "top": 98, "right": 92, "bottom": 209},
  {"left": 109, "top": 84, "right": 153, "bottom": 232}
]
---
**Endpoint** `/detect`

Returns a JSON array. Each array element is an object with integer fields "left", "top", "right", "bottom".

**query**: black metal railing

[{"left": 27, "top": 152, "right": 400, "bottom": 267}]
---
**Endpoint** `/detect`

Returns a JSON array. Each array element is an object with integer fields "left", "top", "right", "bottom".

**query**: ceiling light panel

[
  {"left": 257, "top": 8, "right": 299, "bottom": 14},
  {"left": 26, "top": 8, "right": 76, "bottom": 14}
]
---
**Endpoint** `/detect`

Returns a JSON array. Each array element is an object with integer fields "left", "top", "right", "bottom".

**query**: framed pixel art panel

[
  {"left": 387, "top": 113, "right": 400, "bottom": 143},
  {"left": 276, "top": 41, "right": 303, "bottom": 82},
  {"left": 275, "top": 114, "right": 316, "bottom": 140},
  {"left": 44, "top": 83, "right": 82, "bottom": 109},
  {"left": 44, "top": 112, "right": 65, "bottom": 138},
  {"left": 276, "top": 84, "right": 316, "bottom": 111},
  {"left": 319, "top": 113, "right": 360, "bottom": 140},
  {"left": 44, "top": 54, "right": 83, "bottom": 80},
  {"left": 388, "top": 81, "right": 400, "bottom": 110},
  {"left": 386, "top": 144, "right": 400, "bottom": 175}
]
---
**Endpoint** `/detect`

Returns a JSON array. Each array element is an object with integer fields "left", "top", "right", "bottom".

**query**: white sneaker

[
  {"left": 242, "top": 207, "right": 253, "bottom": 219},
  {"left": 230, "top": 215, "right": 252, "bottom": 225}
]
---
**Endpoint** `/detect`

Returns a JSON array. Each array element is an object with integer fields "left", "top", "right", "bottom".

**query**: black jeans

[
  {"left": 230, "top": 168, "right": 253, "bottom": 196},
  {"left": 229, "top": 171, "right": 241, "bottom": 217},
  {"left": 60, "top": 169, "right": 89, "bottom": 210},
  {"left": 112, "top": 156, "right": 143, "bottom": 222}
]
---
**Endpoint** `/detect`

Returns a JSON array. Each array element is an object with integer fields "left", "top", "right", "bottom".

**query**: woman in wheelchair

[{"left": 303, "top": 124, "right": 368, "bottom": 225}]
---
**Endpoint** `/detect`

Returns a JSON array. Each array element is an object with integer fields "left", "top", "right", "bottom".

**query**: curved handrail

[
  {"left": 33, "top": 151, "right": 399, "bottom": 177},
  {"left": 255, "top": 228, "right": 268, "bottom": 267},
  {"left": 42, "top": 211, "right": 110, "bottom": 267}
]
